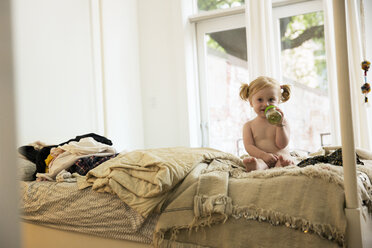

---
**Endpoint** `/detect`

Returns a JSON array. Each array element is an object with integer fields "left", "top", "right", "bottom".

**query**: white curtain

[
  {"left": 345, "top": 0, "right": 371, "bottom": 150},
  {"left": 245, "top": 0, "right": 277, "bottom": 81},
  {"left": 324, "top": 0, "right": 371, "bottom": 150},
  {"left": 323, "top": 0, "right": 342, "bottom": 146},
  {"left": 366, "top": 0, "right": 372, "bottom": 150}
]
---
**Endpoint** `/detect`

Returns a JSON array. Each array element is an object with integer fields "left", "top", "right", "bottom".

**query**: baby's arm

[
  {"left": 274, "top": 108, "right": 290, "bottom": 149},
  {"left": 243, "top": 122, "right": 278, "bottom": 166}
]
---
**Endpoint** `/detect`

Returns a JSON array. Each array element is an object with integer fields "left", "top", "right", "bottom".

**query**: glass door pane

[
  {"left": 278, "top": 10, "right": 331, "bottom": 152},
  {"left": 204, "top": 27, "right": 250, "bottom": 155}
]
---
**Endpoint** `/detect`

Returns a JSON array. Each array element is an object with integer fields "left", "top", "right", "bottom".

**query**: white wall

[
  {"left": 13, "top": 0, "right": 98, "bottom": 144},
  {"left": 138, "top": 0, "right": 199, "bottom": 148},
  {"left": 101, "top": 0, "right": 144, "bottom": 151},
  {"left": 12, "top": 0, "right": 144, "bottom": 152}
]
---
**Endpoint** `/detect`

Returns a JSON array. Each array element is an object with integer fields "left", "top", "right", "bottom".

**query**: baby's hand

[
  {"left": 262, "top": 153, "right": 278, "bottom": 168},
  {"left": 274, "top": 107, "right": 286, "bottom": 126}
]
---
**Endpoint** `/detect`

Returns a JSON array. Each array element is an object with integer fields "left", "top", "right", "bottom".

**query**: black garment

[
  {"left": 18, "top": 133, "right": 113, "bottom": 179},
  {"left": 68, "top": 153, "right": 118, "bottom": 176},
  {"left": 18, "top": 146, "right": 56, "bottom": 177},
  {"left": 60, "top": 133, "right": 112, "bottom": 146},
  {"left": 297, "top": 148, "right": 364, "bottom": 168}
]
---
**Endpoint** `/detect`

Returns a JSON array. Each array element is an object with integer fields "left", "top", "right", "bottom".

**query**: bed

[{"left": 19, "top": 146, "right": 372, "bottom": 248}]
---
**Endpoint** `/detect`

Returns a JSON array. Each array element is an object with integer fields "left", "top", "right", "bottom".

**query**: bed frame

[
  {"left": 22, "top": 222, "right": 151, "bottom": 248},
  {"left": 332, "top": 0, "right": 372, "bottom": 247}
]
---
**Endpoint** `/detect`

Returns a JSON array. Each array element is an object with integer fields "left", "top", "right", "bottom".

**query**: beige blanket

[
  {"left": 76, "top": 147, "right": 372, "bottom": 247},
  {"left": 77, "top": 147, "right": 242, "bottom": 217},
  {"left": 154, "top": 159, "right": 372, "bottom": 248}
]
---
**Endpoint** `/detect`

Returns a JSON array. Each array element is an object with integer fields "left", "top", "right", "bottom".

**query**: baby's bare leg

[
  {"left": 274, "top": 155, "right": 295, "bottom": 168},
  {"left": 243, "top": 157, "right": 269, "bottom": 172}
]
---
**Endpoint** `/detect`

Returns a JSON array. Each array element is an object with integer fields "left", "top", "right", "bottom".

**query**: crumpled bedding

[
  {"left": 37, "top": 137, "right": 116, "bottom": 181},
  {"left": 77, "top": 147, "right": 242, "bottom": 217}
]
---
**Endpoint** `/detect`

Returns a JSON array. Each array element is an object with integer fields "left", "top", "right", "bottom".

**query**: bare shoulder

[{"left": 243, "top": 120, "right": 254, "bottom": 130}]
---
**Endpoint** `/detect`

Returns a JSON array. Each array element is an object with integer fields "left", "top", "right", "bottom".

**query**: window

[{"left": 194, "top": 0, "right": 336, "bottom": 155}]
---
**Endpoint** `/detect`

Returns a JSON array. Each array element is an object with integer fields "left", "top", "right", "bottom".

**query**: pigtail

[
  {"left": 239, "top": 83, "right": 250, "bottom": 101},
  {"left": 280, "top": 84, "right": 291, "bottom": 102}
]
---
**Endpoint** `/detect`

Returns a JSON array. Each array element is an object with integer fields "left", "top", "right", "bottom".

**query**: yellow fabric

[
  {"left": 77, "top": 147, "right": 242, "bottom": 217},
  {"left": 44, "top": 154, "right": 54, "bottom": 173}
]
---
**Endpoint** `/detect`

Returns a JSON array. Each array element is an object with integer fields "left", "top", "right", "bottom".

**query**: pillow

[
  {"left": 17, "top": 157, "right": 36, "bottom": 181},
  {"left": 290, "top": 149, "right": 310, "bottom": 159},
  {"left": 315, "top": 146, "right": 372, "bottom": 160},
  {"left": 309, "top": 149, "right": 326, "bottom": 157},
  {"left": 356, "top": 147, "right": 372, "bottom": 160}
]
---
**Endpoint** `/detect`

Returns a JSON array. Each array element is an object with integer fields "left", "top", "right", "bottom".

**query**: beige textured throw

[
  {"left": 154, "top": 160, "right": 372, "bottom": 248},
  {"left": 77, "top": 147, "right": 242, "bottom": 217}
]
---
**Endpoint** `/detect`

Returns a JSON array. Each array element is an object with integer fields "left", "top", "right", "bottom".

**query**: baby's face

[{"left": 250, "top": 87, "right": 280, "bottom": 118}]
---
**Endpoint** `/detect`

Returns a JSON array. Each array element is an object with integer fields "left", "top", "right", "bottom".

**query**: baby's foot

[
  {"left": 275, "top": 156, "right": 293, "bottom": 168},
  {"left": 243, "top": 157, "right": 258, "bottom": 172}
]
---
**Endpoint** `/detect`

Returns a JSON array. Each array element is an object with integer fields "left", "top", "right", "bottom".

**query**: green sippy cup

[{"left": 265, "top": 105, "right": 282, "bottom": 125}]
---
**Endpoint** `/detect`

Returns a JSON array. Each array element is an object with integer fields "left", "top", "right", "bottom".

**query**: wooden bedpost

[{"left": 331, "top": 0, "right": 363, "bottom": 247}]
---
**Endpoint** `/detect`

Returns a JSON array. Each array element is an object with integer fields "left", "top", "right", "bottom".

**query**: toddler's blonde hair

[{"left": 239, "top": 76, "right": 291, "bottom": 103}]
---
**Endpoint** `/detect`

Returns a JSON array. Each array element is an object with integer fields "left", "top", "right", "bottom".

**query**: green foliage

[
  {"left": 198, "top": 0, "right": 245, "bottom": 11},
  {"left": 282, "top": 11, "right": 327, "bottom": 91},
  {"left": 284, "top": 12, "right": 324, "bottom": 39},
  {"left": 206, "top": 35, "right": 226, "bottom": 53}
]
